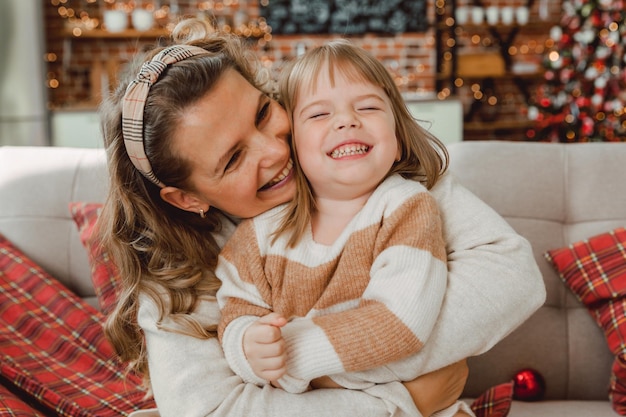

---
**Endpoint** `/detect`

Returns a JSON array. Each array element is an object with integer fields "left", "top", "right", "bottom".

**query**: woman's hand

[
  {"left": 403, "top": 359, "right": 469, "bottom": 417},
  {"left": 242, "top": 313, "right": 288, "bottom": 382}
]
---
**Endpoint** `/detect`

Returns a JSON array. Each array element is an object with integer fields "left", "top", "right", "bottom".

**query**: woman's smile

[{"left": 259, "top": 159, "right": 294, "bottom": 191}]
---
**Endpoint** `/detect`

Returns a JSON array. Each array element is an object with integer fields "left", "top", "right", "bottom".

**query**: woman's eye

[
  {"left": 256, "top": 102, "right": 270, "bottom": 125},
  {"left": 225, "top": 151, "right": 242, "bottom": 172}
]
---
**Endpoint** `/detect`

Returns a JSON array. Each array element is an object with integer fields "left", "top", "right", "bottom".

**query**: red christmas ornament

[{"left": 512, "top": 368, "right": 546, "bottom": 402}]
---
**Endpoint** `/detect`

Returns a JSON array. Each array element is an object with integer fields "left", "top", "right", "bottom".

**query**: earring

[{"left": 199, "top": 209, "right": 206, "bottom": 219}]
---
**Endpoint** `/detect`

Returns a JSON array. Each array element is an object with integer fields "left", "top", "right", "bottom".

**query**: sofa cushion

[
  {"left": 0, "top": 383, "right": 47, "bottom": 416},
  {"left": 70, "top": 202, "right": 120, "bottom": 315},
  {"left": 470, "top": 381, "right": 514, "bottom": 417},
  {"left": 0, "top": 233, "right": 154, "bottom": 416},
  {"left": 545, "top": 227, "right": 626, "bottom": 415}
]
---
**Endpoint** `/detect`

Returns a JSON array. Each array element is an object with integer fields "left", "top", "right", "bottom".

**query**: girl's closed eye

[
  {"left": 357, "top": 100, "right": 383, "bottom": 111},
  {"left": 310, "top": 112, "right": 329, "bottom": 119}
]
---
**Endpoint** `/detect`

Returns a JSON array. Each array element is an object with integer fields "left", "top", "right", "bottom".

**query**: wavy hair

[{"left": 97, "top": 18, "right": 271, "bottom": 387}]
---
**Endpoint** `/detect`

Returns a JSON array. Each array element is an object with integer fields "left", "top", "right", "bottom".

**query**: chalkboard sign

[{"left": 260, "top": 0, "right": 429, "bottom": 35}]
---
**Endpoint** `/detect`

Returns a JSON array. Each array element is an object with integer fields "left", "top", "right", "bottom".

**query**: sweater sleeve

[
  {"left": 138, "top": 295, "right": 413, "bottom": 417},
  {"left": 278, "top": 188, "right": 448, "bottom": 388},
  {"left": 404, "top": 172, "right": 546, "bottom": 375},
  {"left": 216, "top": 219, "right": 274, "bottom": 386}
]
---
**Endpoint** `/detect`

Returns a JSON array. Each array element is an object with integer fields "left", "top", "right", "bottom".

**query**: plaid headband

[{"left": 122, "top": 44, "right": 210, "bottom": 188}]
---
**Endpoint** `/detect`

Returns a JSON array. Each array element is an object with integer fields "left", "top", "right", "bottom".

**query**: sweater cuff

[
  {"left": 276, "top": 373, "right": 310, "bottom": 393},
  {"left": 222, "top": 315, "right": 268, "bottom": 386},
  {"left": 280, "top": 318, "right": 344, "bottom": 381}
]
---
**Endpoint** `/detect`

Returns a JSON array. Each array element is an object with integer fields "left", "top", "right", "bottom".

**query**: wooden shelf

[
  {"left": 62, "top": 28, "right": 170, "bottom": 39},
  {"left": 435, "top": 1, "right": 552, "bottom": 140},
  {"left": 451, "top": 20, "right": 560, "bottom": 31},
  {"left": 439, "top": 71, "right": 544, "bottom": 81},
  {"left": 464, "top": 119, "right": 534, "bottom": 131}
]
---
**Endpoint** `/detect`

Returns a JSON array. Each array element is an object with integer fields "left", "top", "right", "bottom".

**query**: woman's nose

[{"left": 255, "top": 132, "right": 288, "bottom": 167}]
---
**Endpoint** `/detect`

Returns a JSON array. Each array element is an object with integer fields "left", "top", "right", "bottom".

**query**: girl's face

[
  {"left": 172, "top": 69, "right": 295, "bottom": 218},
  {"left": 291, "top": 63, "right": 399, "bottom": 201}
]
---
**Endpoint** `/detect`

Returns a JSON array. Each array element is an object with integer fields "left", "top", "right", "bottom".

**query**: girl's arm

[
  {"left": 275, "top": 184, "right": 449, "bottom": 389},
  {"left": 138, "top": 294, "right": 415, "bottom": 417}
]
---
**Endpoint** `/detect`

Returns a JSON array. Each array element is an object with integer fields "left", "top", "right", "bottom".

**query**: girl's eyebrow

[
  {"left": 213, "top": 92, "right": 266, "bottom": 175},
  {"left": 298, "top": 93, "right": 385, "bottom": 117}
]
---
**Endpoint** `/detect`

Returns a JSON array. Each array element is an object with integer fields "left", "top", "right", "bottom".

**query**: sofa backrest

[
  {"left": 0, "top": 146, "right": 108, "bottom": 308},
  {"left": 1, "top": 142, "right": 624, "bottom": 402},
  {"left": 447, "top": 141, "right": 625, "bottom": 401}
]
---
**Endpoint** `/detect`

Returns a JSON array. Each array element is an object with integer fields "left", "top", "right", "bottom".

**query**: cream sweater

[
  {"left": 136, "top": 172, "right": 546, "bottom": 417},
  {"left": 216, "top": 175, "right": 448, "bottom": 393}
]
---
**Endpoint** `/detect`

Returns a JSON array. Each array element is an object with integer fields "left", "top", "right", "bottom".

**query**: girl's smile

[{"left": 328, "top": 143, "right": 371, "bottom": 159}]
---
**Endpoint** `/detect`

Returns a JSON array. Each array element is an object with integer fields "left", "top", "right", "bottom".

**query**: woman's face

[{"left": 172, "top": 68, "right": 295, "bottom": 218}]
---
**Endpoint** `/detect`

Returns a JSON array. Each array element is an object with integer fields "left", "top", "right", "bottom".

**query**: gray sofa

[{"left": 0, "top": 141, "right": 624, "bottom": 416}]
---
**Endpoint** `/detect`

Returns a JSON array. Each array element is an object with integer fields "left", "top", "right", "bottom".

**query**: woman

[{"left": 98, "top": 18, "right": 545, "bottom": 417}]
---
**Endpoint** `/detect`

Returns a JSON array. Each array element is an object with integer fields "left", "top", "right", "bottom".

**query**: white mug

[
  {"left": 104, "top": 10, "right": 128, "bottom": 33},
  {"left": 132, "top": 9, "right": 154, "bottom": 31},
  {"left": 500, "top": 6, "right": 514, "bottom": 25},
  {"left": 485, "top": 6, "right": 499, "bottom": 25},
  {"left": 455, "top": 6, "right": 469, "bottom": 25},
  {"left": 515, "top": 6, "right": 530, "bottom": 25},
  {"left": 471, "top": 6, "right": 484, "bottom": 24}
]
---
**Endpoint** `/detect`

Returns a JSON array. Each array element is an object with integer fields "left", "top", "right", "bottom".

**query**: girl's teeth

[
  {"left": 330, "top": 145, "right": 369, "bottom": 159},
  {"left": 266, "top": 159, "right": 293, "bottom": 187}
]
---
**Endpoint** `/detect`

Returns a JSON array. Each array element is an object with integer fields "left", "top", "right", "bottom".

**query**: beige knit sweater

[
  {"left": 217, "top": 175, "right": 448, "bottom": 393},
  {"left": 136, "top": 172, "right": 545, "bottom": 417}
]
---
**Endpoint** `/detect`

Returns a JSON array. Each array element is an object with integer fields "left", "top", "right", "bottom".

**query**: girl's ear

[{"left": 160, "top": 186, "right": 210, "bottom": 214}]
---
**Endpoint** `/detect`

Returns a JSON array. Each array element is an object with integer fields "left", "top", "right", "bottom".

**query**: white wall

[
  {"left": 0, "top": 0, "right": 49, "bottom": 146},
  {"left": 406, "top": 98, "right": 463, "bottom": 145},
  {"left": 51, "top": 110, "right": 103, "bottom": 148}
]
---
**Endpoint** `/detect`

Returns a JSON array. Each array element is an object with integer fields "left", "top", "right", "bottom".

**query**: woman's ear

[{"left": 160, "top": 186, "right": 210, "bottom": 214}]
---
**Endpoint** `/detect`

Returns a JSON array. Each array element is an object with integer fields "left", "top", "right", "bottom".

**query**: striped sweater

[{"left": 216, "top": 174, "right": 447, "bottom": 393}]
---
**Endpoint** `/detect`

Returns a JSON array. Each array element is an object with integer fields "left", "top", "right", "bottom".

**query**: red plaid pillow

[
  {"left": 0, "top": 383, "right": 48, "bottom": 417},
  {"left": 470, "top": 381, "right": 514, "bottom": 417},
  {"left": 545, "top": 227, "right": 626, "bottom": 415},
  {"left": 69, "top": 202, "right": 120, "bottom": 315},
  {"left": 0, "top": 233, "right": 155, "bottom": 416}
]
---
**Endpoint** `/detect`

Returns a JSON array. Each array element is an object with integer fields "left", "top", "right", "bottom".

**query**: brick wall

[
  {"left": 44, "top": 0, "right": 439, "bottom": 108},
  {"left": 43, "top": 0, "right": 562, "bottom": 140}
]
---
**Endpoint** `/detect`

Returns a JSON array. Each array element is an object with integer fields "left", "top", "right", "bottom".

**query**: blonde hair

[
  {"left": 97, "top": 18, "right": 271, "bottom": 387},
  {"left": 277, "top": 39, "right": 449, "bottom": 247}
]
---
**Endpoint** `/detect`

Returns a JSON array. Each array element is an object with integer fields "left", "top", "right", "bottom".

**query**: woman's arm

[
  {"left": 138, "top": 295, "right": 412, "bottom": 417},
  {"left": 408, "top": 173, "right": 546, "bottom": 375}
]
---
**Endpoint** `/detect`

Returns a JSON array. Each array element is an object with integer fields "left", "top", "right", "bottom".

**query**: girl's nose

[{"left": 334, "top": 111, "right": 360, "bottom": 130}]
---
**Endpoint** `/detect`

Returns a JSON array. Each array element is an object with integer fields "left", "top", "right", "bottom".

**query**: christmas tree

[{"left": 528, "top": 0, "right": 626, "bottom": 142}]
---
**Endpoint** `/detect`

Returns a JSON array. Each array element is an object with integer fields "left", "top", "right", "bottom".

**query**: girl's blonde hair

[
  {"left": 97, "top": 18, "right": 271, "bottom": 387},
  {"left": 277, "top": 39, "right": 449, "bottom": 247}
]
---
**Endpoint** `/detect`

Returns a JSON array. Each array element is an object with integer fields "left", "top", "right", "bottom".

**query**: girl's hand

[
  {"left": 242, "top": 313, "right": 288, "bottom": 382},
  {"left": 403, "top": 359, "right": 469, "bottom": 416}
]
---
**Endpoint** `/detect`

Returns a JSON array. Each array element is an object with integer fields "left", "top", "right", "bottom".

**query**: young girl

[{"left": 216, "top": 40, "right": 474, "bottom": 417}]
